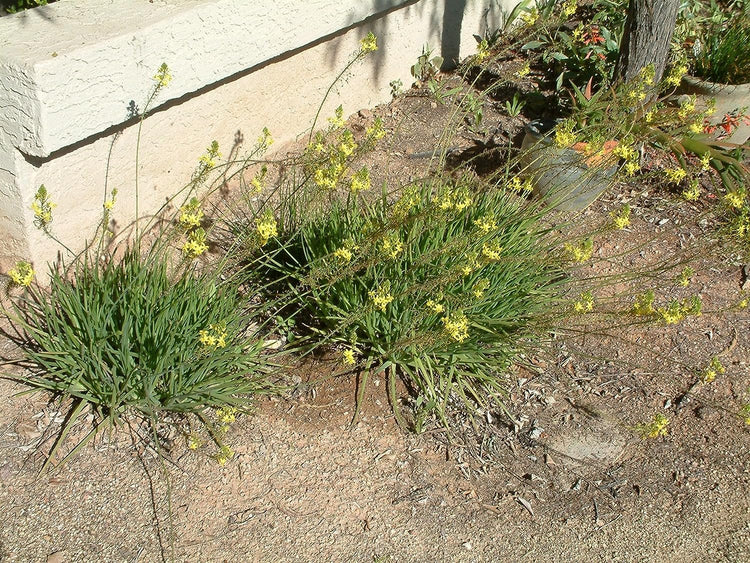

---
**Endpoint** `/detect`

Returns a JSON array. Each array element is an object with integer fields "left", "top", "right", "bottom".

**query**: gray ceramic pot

[
  {"left": 680, "top": 75, "right": 750, "bottom": 145},
  {"left": 520, "top": 119, "right": 618, "bottom": 212}
]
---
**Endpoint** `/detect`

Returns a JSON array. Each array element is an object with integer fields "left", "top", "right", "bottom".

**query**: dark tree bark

[{"left": 615, "top": 0, "right": 681, "bottom": 84}]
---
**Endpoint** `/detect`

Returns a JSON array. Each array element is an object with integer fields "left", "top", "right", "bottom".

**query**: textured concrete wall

[{"left": 0, "top": 0, "right": 512, "bottom": 270}]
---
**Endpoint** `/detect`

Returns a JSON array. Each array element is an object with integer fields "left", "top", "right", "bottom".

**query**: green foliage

[
  {"left": 2, "top": 0, "right": 49, "bottom": 13},
  {"left": 253, "top": 179, "right": 564, "bottom": 429},
  {"left": 6, "top": 248, "right": 271, "bottom": 466},
  {"left": 411, "top": 45, "right": 443, "bottom": 83},
  {"left": 693, "top": 14, "right": 750, "bottom": 84}
]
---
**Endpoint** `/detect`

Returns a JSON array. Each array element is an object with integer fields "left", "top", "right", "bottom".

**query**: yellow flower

[
  {"left": 442, "top": 312, "right": 469, "bottom": 343},
  {"left": 215, "top": 445, "right": 234, "bottom": 466},
  {"left": 481, "top": 241, "right": 503, "bottom": 261},
  {"left": 256, "top": 213, "right": 278, "bottom": 245},
  {"left": 564, "top": 238, "right": 593, "bottom": 263},
  {"left": 623, "top": 160, "right": 640, "bottom": 176},
  {"left": 520, "top": 7, "right": 539, "bottom": 26},
  {"left": 516, "top": 62, "right": 531, "bottom": 78},
  {"left": 187, "top": 434, "right": 202, "bottom": 450},
  {"left": 350, "top": 167, "right": 371, "bottom": 193},
  {"left": 658, "top": 300, "right": 684, "bottom": 324},
  {"left": 183, "top": 228, "right": 209, "bottom": 257},
  {"left": 554, "top": 120, "right": 577, "bottom": 148},
  {"left": 258, "top": 127, "right": 273, "bottom": 148},
  {"left": 8, "top": 261, "right": 34, "bottom": 287},
  {"left": 339, "top": 130, "right": 357, "bottom": 157},
  {"left": 153, "top": 62, "right": 172, "bottom": 89},
  {"left": 342, "top": 349, "right": 356, "bottom": 366},
  {"left": 724, "top": 189, "right": 746, "bottom": 210},
  {"left": 103, "top": 188, "right": 117, "bottom": 211},
  {"left": 366, "top": 118, "right": 387, "bottom": 141},
  {"left": 381, "top": 233, "right": 404, "bottom": 259},
  {"left": 645, "top": 109, "right": 656, "bottom": 123},
  {"left": 573, "top": 291, "right": 594, "bottom": 314},
  {"left": 664, "top": 168, "right": 687, "bottom": 184},
  {"left": 561, "top": 0, "right": 577, "bottom": 18},
  {"left": 31, "top": 185, "right": 55, "bottom": 229},
  {"left": 216, "top": 406, "right": 237, "bottom": 424},
  {"left": 665, "top": 64, "right": 688, "bottom": 87},
  {"left": 360, "top": 32, "right": 378, "bottom": 53},
  {"left": 700, "top": 153, "right": 711, "bottom": 171},
  {"left": 638, "top": 413, "right": 669, "bottom": 438},
  {"left": 250, "top": 165, "right": 268, "bottom": 194},
  {"left": 682, "top": 180, "right": 700, "bottom": 201},
  {"left": 508, "top": 177, "right": 534, "bottom": 193},
  {"left": 199, "top": 322, "right": 228, "bottom": 349},
  {"left": 701, "top": 356, "right": 725, "bottom": 384},
  {"left": 179, "top": 197, "right": 204, "bottom": 229},
  {"left": 474, "top": 215, "right": 497, "bottom": 234},
  {"left": 677, "top": 266, "right": 694, "bottom": 287},
  {"left": 610, "top": 205, "right": 630, "bottom": 230},
  {"left": 638, "top": 64, "right": 655, "bottom": 86},
  {"left": 198, "top": 140, "right": 221, "bottom": 170},
  {"left": 427, "top": 299, "right": 445, "bottom": 314},
  {"left": 689, "top": 121, "right": 703, "bottom": 134},
  {"left": 328, "top": 105, "right": 346, "bottom": 129},
  {"left": 333, "top": 247, "right": 353, "bottom": 263},
  {"left": 472, "top": 278, "right": 490, "bottom": 299},
  {"left": 678, "top": 96, "right": 696, "bottom": 120},
  {"left": 369, "top": 285, "right": 394, "bottom": 312}
]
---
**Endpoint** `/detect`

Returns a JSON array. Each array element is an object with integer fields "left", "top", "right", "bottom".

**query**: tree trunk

[{"left": 615, "top": 0, "right": 680, "bottom": 84}]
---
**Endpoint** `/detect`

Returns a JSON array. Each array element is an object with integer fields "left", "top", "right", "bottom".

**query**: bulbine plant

[
  {"left": 252, "top": 173, "right": 567, "bottom": 431},
  {"left": 1, "top": 63, "right": 277, "bottom": 470}
]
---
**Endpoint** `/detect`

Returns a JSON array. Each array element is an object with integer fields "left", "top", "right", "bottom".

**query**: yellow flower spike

[
  {"left": 187, "top": 434, "right": 202, "bottom": 450},
  {"left": 573, "top": 291, "right": 594, "bottom": 314},
  {"left": 183, "top": 228, "right": 209, "bottom": 258},
  {"left": 250, "top": 165, "right": 268, "bottom": 195},
  {"left": 473, "top": 215, "right": 497, "bottom": 234},
  {"left": 360, "top": 32, "right": 378, "bottom": 53},
  {"left": 333, "top": 247, "right": 353, "bottom": 263},
  {"left": 472, "top": 278, "right": 490, "bottom": 299},
  {"left": 701, "top": 356, "right": 725, "bottom": 384},
  {"left": 516, "top": 62, "right": 531, "bottom": 78},
  {"left": 442, "top": 312, "right": 469, "bottom": 343},
  {"left": 724, "top": 189, "right": 746, "bottom": 210},
  {"left": 257, "top": 127, "right": 273, "bottom": 148},
  {"left": 665, "top": 64, "right": 688, "bottom": 87},
  {"left": 368, "top": 284, "right": 394, "bottom": 312},
  {"left": 554, "top": 119, "right": 576, "bottom": 148},
  {"left": 215, "top": 445, "right": 235, "bottom": 467},
  {"left": 700, "top": 153, "right": 711, "bottom": 171},
  {"left": 520, "top": 7, "right": 539, "bottom": 26},
  {"left": 682, "top": 180, "right": 700, "bottom": 201},
  {"left": 638, "top": 413, "right": 669, "bottom": 438},
  {"left": 8, "top": 261, "right": 34, "bottom": 287},
  {"left": 103, "top": 188, "right": 117, "bottom": 211},
  {"left": 677, "top": 266, "right": 694, "bottom": 287},
  {"left": 380, "top": 233, "right": 404, "bottom": 259},
  {"left": 32, "top": 185, "right": 56, "bottom": 230},
  {"left": 342, "top": 349, "right": 356, "bottom": 366},
  {"left": 426, "top": 299, "right": 445, "bottom": 314},
  {"left": 365, "top": 118, "right": 387, "bottom": 141},
  {"left": 153, "top": 62, "right": 172, "bottom": 89},
  {"left": 179, "top": 197, "right": 204, "bottom": 229},
  {"left": 328, "top": 105, "right": 345, "bottom": 129},
  {"left": 677, "top": 95, "right": 696, "bottom": 119},
  {"left": 349, "top": 167, "right": 371, "bottom": 193},
  {"left": 658, "top": 300, "right": 684, "bottom": 324},
  {"left": 216, "top": 406, "right": 237, "bottom": 424},
  {"left": 664, "top": 168, "right": 687, "bottom": 184},
  {"left": 256, "top": 212, "right": 278, "bottom": 246},
  {"left": 481, "top": 241, "right": 503, "bottom": 261},
  {"left": 564, "top": 239, "right": 593, "bottom": 263},
  {"left": 561, "top": 0, "right": 577, "bottom": 18},
  {"left": 610, "top": 205, "right": 631, "bottom": 230}
]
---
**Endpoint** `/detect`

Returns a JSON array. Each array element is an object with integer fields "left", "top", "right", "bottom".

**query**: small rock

[
  {"left": 47, "top": 551, "right": 67, "bottom": 563},
  {"left": 358, "top": 108, "right": 373, "bottom": 119}
]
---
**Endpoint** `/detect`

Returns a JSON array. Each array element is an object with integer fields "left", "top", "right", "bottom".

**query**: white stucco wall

[{"left": 0, "top": 0, "right": 513, "bottom": 270}]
